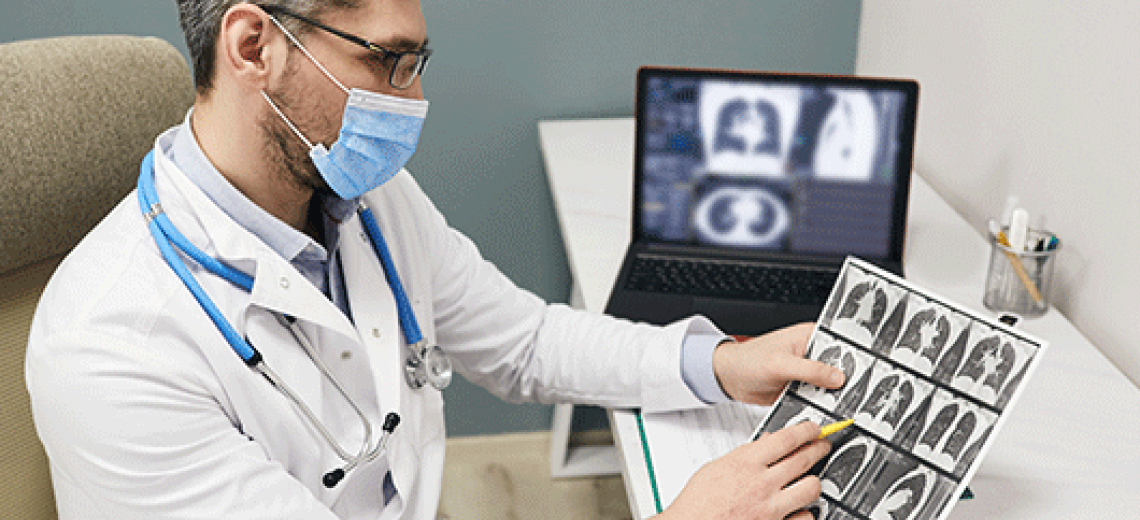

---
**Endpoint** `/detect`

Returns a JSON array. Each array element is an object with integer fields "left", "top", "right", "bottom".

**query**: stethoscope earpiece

[
  {"left": 323, "top": 469, "right": 346, "bottom": 488},
  {"left": 322, "top": 412, "right": 402, "bottom": 488}
]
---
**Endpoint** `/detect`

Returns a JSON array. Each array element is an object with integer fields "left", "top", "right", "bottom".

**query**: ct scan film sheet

[{"left": 752, "top": 257, "right": 1047, "bottom": 520}]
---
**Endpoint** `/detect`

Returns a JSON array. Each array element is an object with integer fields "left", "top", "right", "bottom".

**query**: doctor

[{"left": 26, "top": 1, "right": 845, "bottom": 518}]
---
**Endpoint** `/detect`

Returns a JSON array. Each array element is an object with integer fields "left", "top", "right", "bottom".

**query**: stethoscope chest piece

[
  {"left": 356, "top": 202, "right": 453, "bottom": 391},
  {"left": 404, "top": 341, "right": 452, "bottom": 390}
]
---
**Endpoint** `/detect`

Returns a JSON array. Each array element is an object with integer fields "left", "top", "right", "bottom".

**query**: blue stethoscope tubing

[
  {"left": 136, "top": 150, "right": 446, "bottom": 486},
  {"left": 356, "top": 202, "right": 452, "bottom": 392}
]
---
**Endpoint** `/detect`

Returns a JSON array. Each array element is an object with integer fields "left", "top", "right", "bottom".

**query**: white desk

[{"left": 538, "top": 117, "right": 1140, "bottom": 519}]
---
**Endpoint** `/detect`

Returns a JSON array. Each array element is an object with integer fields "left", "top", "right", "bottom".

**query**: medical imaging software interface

[{"left": 639, "top": 77, "right": 907, "bottom": 258}]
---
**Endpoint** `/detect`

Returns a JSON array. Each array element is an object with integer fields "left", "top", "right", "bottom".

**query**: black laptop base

[{"left": 605, "top": 288, "right": 823, "bottom": 338}]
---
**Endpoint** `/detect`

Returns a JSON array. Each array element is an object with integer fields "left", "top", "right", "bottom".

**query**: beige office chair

[{"left": 0, "top": 35, "right": 194, "bottom": 518}]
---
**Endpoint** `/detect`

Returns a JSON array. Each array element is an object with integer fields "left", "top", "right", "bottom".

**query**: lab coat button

[
  {"left": 372, "top": 328, "right": 381, "bottom": 338},
  {"left": 279, "top": 277, "right": 290, "bottom": 289},
  {"left": 341, "top": 351, "right": 352, "bottom": 360}
]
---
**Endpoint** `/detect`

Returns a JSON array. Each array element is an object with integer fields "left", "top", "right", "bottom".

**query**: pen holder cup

[{"left": 983, "top": 229, "right": 1059, "bottom": 318}]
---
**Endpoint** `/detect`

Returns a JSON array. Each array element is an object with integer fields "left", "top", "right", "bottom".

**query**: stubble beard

[{"left": 260, "top": 62, "right": 337, "bottom": 198}]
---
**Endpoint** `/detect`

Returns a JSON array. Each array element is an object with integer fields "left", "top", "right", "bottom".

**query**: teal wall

[
  {"left": 1, "top": 1, "right": 861, "bottom": 437},
  {"left": 0, "top": 1, "right": 186, "bottom": 53}
]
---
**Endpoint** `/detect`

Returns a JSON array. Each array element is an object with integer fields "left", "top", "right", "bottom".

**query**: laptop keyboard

[{"left": 624, "top": 255, "right": 838, "bottom": 305}]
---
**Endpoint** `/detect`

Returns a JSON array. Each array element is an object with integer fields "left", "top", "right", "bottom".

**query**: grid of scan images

[{"left": 752, "top": 257, "right": 1047, "bottom": 520}]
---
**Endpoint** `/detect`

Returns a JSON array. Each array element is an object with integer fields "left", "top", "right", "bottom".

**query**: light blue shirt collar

[
  {"left": 170, "top": 111, "right": 321, "bottom": 260},
  {"left": 167, "top": 110, "right": 355, "bottom": 295}
]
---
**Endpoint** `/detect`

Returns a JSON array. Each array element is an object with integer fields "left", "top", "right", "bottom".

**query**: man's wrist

[{"left": 711, "top": 337, "right": 739, "bottom": 400}]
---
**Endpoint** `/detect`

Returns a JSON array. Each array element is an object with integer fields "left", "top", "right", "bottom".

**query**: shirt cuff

[{"left": 681, "top": 331, "right": 732, "bottom": 404}]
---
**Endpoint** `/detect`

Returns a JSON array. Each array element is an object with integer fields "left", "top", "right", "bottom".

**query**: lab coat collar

[{"left": 151, "top": 129, "right": 360, "bottom": 345}]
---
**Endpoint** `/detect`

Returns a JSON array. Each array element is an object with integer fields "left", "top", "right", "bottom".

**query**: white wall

[{"left": 857, "top": 1, "right": 1140, "bottom": 383}]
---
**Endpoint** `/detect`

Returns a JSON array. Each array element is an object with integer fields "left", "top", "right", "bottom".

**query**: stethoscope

[{"left": 137, "top": 150, "right": 452, "bottom": 487}]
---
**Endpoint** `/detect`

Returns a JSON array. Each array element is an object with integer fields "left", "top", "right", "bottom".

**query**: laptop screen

[{"left": 635, "top": 67, "right": 918, "bottom": 262}]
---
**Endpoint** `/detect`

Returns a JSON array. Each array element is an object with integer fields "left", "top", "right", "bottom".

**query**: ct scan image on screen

[{"left": 638, "top": 76, "right": 909, "bottom": 258}]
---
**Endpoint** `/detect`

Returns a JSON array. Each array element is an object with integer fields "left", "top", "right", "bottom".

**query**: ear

[{"left": 216, "top": 3, "right": 286, "bottom": 92}]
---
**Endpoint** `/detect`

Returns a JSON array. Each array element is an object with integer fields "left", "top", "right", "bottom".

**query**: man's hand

[
  {"left": 658, "top": 421, "right": 830, "bottom": 520},
  {"left": 713, "top": 322, "right": 845, "bottom": 405}
]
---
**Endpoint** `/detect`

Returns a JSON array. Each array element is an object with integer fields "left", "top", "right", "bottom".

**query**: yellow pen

[{"left": 818, "top": 419, "right": 855, "bottom": 439}]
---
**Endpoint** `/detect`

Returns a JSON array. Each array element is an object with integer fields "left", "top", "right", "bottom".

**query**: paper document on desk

[
  {"left": 640, "top": 401, "right": 770, "bottom": 510},
  {"left": 752, "top": 257, "right": 1048, "bottom": 520}
]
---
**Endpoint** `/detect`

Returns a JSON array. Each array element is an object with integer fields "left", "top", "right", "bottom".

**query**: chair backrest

[{"left": 0, "top": 35, "right": 194, "bottom": 519}]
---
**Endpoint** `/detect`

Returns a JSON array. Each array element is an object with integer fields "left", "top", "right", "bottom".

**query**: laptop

[{"left": 604, "top": 67, "right": 919, "bottom": 336}]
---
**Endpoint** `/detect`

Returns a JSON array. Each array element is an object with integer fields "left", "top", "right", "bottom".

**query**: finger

[
  {"left": 782, "top": 322, "right": 815, "bottom": 357},
  {"left": 767, "top": 438, "right": 831, "bottom": 487},
  {"left": 772, "top": 355, "right": 846, "bottom": 390},
  {"left": 748, "top": 421, "right": 821, "bottom": 466},
  {"left": 742, "top": 322, "right": 812, "bottom": 354},
  {"left": 760, "top": 322, "right": 814, "bottom": 355},
  {"left": 770, "top": 476, "right": 823, "bottom": 519}
]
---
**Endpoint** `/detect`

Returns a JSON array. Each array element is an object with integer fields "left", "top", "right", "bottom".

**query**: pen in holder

[{"left": 983, "top": 227, "right": 1059, "bottom": 318}]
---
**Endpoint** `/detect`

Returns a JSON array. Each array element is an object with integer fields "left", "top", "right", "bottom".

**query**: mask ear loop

[
  {"left": 260, "top": 91, "right": 315, "bottom": 150},
  {"left": 260, "top": 13, "right": 352, "bottom": 150},
  {"left": 264, "top": 13, "right": 350, "bottom": 94}
]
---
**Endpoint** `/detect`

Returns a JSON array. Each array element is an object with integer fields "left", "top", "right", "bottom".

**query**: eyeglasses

[{"left": 259, "top": 4, "right": 431, "bottom": 90}]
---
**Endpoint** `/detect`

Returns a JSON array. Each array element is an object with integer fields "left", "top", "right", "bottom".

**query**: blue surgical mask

[
  {"left": 309, "top": 90, "right": 427, "bottom": 199},
  {"left": 261, "top": 16, "right": 429, "bottom": 200}
]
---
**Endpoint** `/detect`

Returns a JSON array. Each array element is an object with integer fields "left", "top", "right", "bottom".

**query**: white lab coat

[{"left": 26, "top": 128, "right": 714, "bottom": 519}]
